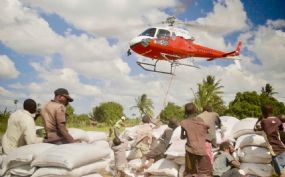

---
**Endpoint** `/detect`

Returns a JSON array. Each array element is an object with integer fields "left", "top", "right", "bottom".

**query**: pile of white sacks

[
  {"left": 136, "top": 116, "right": 275, "bottom": 177},
  {"left": 230, "top": 117, "right": 274, "bottom": 177},
  {"left": 0, "top": 116, "right": 277, "bottom": 177},
  {"left": 0, "top": 128, "right": 110, "bottom": 177}
]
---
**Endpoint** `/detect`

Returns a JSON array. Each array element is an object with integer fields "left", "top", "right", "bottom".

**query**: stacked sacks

[
  {"left": 31, "top": 141, "right": 111, "bottom": 177},
  {"left": 164, "top": 126, "right": 185, "bottom": 177},
  {"left": 0, "top": 143, "right": 55, "bottom": 177},
  {"left": 217, "top": 116, "right": 240, "bottom": 143},
  {"left": 68, "top": 128, "right": 108, "bottom": 144},
  {"left": 145, "top": 158, "right": 179, "bottom": 177},
  {"left": 232, "top": 118, "right": 274, "bottom": 177}
]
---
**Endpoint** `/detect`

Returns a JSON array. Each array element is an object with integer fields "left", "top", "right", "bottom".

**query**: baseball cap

[
  {"left": 121, "top": 116, "right": 126, "bottom": 120},
  {"left": 54, "top": 88, "right": 73, "bottom": 102}
]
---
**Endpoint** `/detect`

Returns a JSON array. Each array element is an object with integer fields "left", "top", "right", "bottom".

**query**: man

[
  {"left": 137, "top": 118, "right": 179, "bottom": 172},
  {"left": 181, "top": 103, "right": 212, "bottom": 177},
  {"left": 128, "top": 115, "right": 154, "bottom": 160},
  {"left": 41, "top": 88, "right": 76, "bottom": 144},
  {"left": 198, "top": 105, "right": 221, "bottom": 164},
  {"left": 2, "top": 99, "right": 43, "bottom": 154},
  {"left": 255, "top": 104, "right": 285, "bottom": 177}
]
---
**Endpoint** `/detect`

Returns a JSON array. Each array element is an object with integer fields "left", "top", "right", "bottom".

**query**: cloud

[
  {"left": 22, "top": 0, "right": 179, "bottom": 40},
  {"left": 195, "top": 0, "right": 249, "bottom": 36},
  {"left": 0, "top": 0, "right": 64, "bottom": 55},
  {"left": 266, "top": 19, "right": 285, "bottom": 29},
  {"left": 0, "top": 55, "right": 20, "bottom": 79}
]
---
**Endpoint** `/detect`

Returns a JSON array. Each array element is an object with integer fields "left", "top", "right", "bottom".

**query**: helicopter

[{"left": 128, "top": 16, "right": 242, "bottom": 75}]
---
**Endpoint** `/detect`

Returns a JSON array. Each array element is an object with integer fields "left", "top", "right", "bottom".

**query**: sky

[{"left": 0, "top": 0, "right": 285, "bottom": 118}]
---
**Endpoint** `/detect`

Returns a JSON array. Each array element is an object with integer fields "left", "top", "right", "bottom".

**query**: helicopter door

[{"left": 157, "top": 29, "right": 171, "bottom": 39}]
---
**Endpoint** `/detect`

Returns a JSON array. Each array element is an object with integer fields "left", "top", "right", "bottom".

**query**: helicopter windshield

[
  {"left": 157, "top": 29, "right": 171, "bottom": 38},
  {"left": 139, "top": 28, "right": 156, "bottom": 37}
]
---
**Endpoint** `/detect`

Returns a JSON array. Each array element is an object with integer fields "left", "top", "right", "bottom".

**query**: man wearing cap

[{"left": 41, "top": 88, "right": 76, "bottom": 144}]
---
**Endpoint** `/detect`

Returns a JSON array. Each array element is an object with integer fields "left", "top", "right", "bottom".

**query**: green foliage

[
  {"left": 226, "top": 91, "right": 285, "bottom": 119},
  {"left": 132, "top": 94, "right": 154, "bottom": 118},
  {"left": 92, "top": 101, "right": 124, "bottom": 125},
  {"left": 193, "top": 75, "right": 226, "bottom": 115},
  {"left": 67, "top": 114, "right": 91, "bottom": 127},
  {"left": 160, "top": 102, "right": 184, "bottom": 122},
  {"left": 0, "top": 108, "right": 10, "bottom": 135}
]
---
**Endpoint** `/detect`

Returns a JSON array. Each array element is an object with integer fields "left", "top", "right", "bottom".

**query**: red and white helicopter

[{"left": 129, "top": 17, "right": 242, "bottom": 74}]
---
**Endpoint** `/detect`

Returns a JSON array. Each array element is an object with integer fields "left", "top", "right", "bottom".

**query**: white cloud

[
  {"left": 195, "top": 0, "right": 248, "bottom": 36},
  {"left": 0, "top": 55, "right": 20, "bottom": 79},
  {"left": 266, "top": 19, "right": 285, "bottom": 29},
  {"left": 0, "top": 0, "right": 64, "bottom": 55},
  {"left": 22, "top": 0, "right": 178, "bottom": 40}
]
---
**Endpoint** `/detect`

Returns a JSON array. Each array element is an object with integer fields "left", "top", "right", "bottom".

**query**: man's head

[
  {"left": 113, "top": 137, "right": 122, "bottom": 146},
  {"left": 23, "top": 99, "right": 37, "bottom": 114},
  {"left": 184, "top": 102, "right": 197, "bottom": 118},
  {"left": 261, "top": 104, "right": 273, "bottom": 118},
  {"left": 219, "top": 141, "right": 234, "bottom": 154},
  {"left": 142, "top": 115, "right": 151, "bottom": 124},
  {"left": 168, "top": 118, "right": 179, "bottom": 129},
  {"left": 203, "top": 105, "right": 212, "bottom": 112},
  {"left": 54, "top": 88, "right": 73, "bottom": 106}
]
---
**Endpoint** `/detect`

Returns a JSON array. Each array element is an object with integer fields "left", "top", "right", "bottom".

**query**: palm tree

[
  {"left": 132, "top": 94, "right": 154, "bottom": 118},
  {"left": 193, "top": 75, "right": 225, "bottom": 112},
  {"left": 261, "top": 83, "right": 277, "bottom": 96}
]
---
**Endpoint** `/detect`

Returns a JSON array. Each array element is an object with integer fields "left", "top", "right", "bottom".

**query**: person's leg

[
  {"left": 196, "top": 155, "right": 213, "bottom": 176},
  {"left": 221, "top": 168, "right": 242, "bottom": 177},
  {"left": 272, "top": 152, "right": 285, "bottom": 176}
]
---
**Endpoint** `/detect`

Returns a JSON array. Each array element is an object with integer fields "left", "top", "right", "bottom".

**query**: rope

[{"left": 162, "top": 66, "right": 176, "bottom": 108}]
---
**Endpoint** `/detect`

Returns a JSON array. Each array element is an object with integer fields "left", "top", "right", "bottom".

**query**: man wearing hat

[{"left": 41, "top": 88, "right": 76, "bottom": 144}]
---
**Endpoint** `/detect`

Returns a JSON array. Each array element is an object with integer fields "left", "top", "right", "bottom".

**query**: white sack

[
  {"left": 5, "top": 165, "right": 36, "bottom": 177},
  {"left": 239, "top": 163, "right": 273, "bottom": 177},
  {"left": 87, "top": 131, "right": 107, "bottom": 143},
  {"left": 1, "top": 143, "right": 55, "bottom": 174},
  {"left": 235, "top": 134, "right": 267, "bottom": 149},
  {"left": 152, "top": 125, "right": 168, "bottom": 139},
  {"left": 128, "top": 159, "right": 143, "bottom": 170},
  {"left": 165, "top": 140, "right": 186, "bottom": 157},
  {"left": 145, "top": 158, "right": 179, "bottom": 177},
  {"left": 169, "top": 127, "right": 182, "bottom": 144},
  {"left": 121, "top": 126, "right": 139, "bottom": 140},
  {"left": 231, "top": 118, "right": 260, "bottom": 139},
  {"left": 82, "top": 174, "right": 103, "bottom": 177},
  {"left": 32, "top": 160, "right": 109, "bottom": 177},
  {"left": 238, "top": 146, "right": 271, "bottom": 164},
  {"left": 32, "top": 142, "right": 110, "bottom": 170},
  {"left": 219, "top": 116, "right": 240, "bottom": 141},
  {"left": 68, "top": 128, "right": 89, "bottom": 142}
]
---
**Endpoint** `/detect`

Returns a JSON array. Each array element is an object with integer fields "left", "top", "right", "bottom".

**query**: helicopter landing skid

[{"left": 136, "top": 60, "right": 199, "bottom": 75}]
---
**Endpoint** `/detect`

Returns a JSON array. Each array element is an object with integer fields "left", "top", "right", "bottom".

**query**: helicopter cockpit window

[
  {"left": 157, "top": 29, "right": 170, "bottom": 38},
  {"left": 139, "top": 28, "right": 156, "bottom": 37}
]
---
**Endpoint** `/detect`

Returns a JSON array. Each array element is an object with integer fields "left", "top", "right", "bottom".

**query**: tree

[
  {"left": 261, "top": 83, "right": 278, "bottom": 96},
  {"left": 226, "top": 91, "right": 285, "bottom": 119},
  {"left": 132, "top": 94, "right": 154, "bottom": 118},
  {"left": 92, "top": 101, "right": 124, "bottom": 126},
  {"left": 193, "top": 75, "right": 226, "bottom": 114},
  {"left": 160, "top": 102, "right": 184, "bottom": 122}
]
